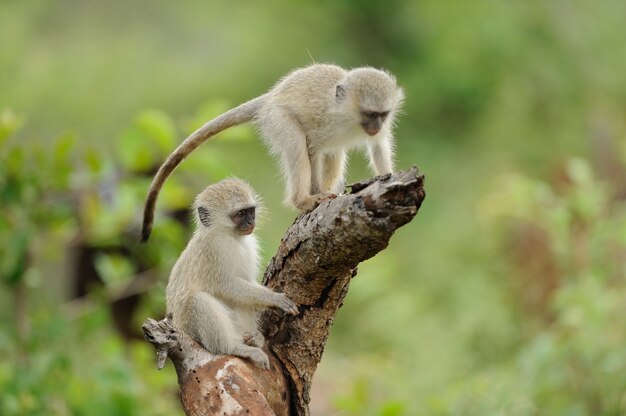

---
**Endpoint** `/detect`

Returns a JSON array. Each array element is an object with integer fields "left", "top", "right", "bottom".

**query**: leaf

[
  {"left": 85, "top": 147, "right": 103, "bottom": 174},
  {"left": 94, "top": 253, "right": 135, "bottom": 286},
  {"left": 160, "top": 178, "right": 194, "bottom": 210},
  {"left": 118, "top": 128, "right": 154, "bottom": 172},
  {"left": 2, "top": 232, "right": 29, "bottom": 287},
  {"left": 0, "top": 108, "right": 24, "bottom": 145},
  {"left": 54, "top": 133, "right": 76, "bottom": 161},
  {"left": 135, "top": 109, "right": 177, "bottom": 152},
  {"left": 379, "top": 401, "right": 405, "bottom": 416},
  {"left": 5, "top": 147, "right": 24, "bottom": 175},
  {"left": 52, "top": 132, "right": 77, "bottom": 188},
  {"left": 117, "top": 110, "right": 177, "bottom": 172}
]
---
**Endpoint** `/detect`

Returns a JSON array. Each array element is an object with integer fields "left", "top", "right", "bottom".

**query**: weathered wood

[
  {"left": 143, "top": 315, "right": 289, "bottom": 416},
  {"left": 143, "top": 166, "right": 425, "bottom": 415}
]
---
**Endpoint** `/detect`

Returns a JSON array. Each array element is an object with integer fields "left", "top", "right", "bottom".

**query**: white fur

[
  {"left": 255, "top": 64, "right": 403, "bottom": 209},
  {"left": 143, "top": 64, "right": 403, "bottom": 239},
  {"left": 166, "top": 179, "right": 297, "bottom": 369}
]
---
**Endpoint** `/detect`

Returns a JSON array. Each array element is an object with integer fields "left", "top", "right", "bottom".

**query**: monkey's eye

[
  {"left": 362, "top": 111, "right": 377, "bottom": 119},
  {"left": 237, "top": 210, "right": 245, "bottom": 217},
  {"left": 380, "top": 111, "right": 390, "bottom": 118}
]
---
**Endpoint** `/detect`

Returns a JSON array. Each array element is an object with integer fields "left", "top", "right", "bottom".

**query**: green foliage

[
  {"left": 0, "top": 106, "right": 201, "bottom": 414},
  {"left": 333, "top": 377, "right": 406, "bottom": 416},
  {"left": 474, "top": 159, "right": 626, "bottom": 415},
  {"left": 118, "top": 109, "right": 177, "bottom": 173},
  {"left": 0, "top": 305, "right": 179, "bottom": 416},
  {"left": 0, "top": 112, "right": 76, "bottom": 288},
  {"left": 0, "top": 108, "right": 23, "bottom": 144}
]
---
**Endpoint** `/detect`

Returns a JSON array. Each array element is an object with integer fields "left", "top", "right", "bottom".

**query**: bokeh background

[{"left": 2, "top": 1, "right": 626, "bottom": 415}]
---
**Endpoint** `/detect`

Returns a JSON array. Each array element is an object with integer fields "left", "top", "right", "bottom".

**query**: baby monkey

[
  {"left": 142, "top": 63, "right": 404, "bottom": 241},
  {"left": 166, "top": 178, "right": 298, "bottom": 369}
]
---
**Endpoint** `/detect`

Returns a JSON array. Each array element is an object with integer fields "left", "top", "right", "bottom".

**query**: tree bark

[{"left": 143, "top": 166, "right": 426, "bottom": 415}]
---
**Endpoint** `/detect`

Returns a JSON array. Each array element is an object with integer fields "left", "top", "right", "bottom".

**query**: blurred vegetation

[{"left": 1, "top": 1, "right": 626, "bottom": 415}]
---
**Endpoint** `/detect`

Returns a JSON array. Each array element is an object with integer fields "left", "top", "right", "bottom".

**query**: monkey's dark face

[
  {"left": 360, "top": 111, "right": 389, "bottom": 136},
  {"left": 230, "top": 206, "right": 256, "bottom": 235}
]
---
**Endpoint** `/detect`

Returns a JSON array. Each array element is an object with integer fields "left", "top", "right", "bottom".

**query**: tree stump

[{"left": 143, "top": 166, "right": 426, "bottom": 415}]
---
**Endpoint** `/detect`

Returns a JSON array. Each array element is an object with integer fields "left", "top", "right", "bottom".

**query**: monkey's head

[
  {"left": 193, "top": 178, "right": 259, "bottom": 236},
  {"left": 336, "top": 67, "right": 405, "bottom": 137}
]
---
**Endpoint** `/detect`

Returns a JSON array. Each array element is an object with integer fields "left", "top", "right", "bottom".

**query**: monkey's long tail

[{"left": 141, "top": 95, "right": 267, "bottom": 242}]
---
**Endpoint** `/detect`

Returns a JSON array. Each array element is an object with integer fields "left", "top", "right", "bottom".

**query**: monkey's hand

[
  {"left": 271, "top": 292, "right": 299, "bottom": 315},
  {"left": 243, "top": 330, "right": 265, "bottom": 348}
]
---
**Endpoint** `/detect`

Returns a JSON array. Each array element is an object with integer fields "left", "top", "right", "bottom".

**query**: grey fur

[{"left": 166, "top": 179, "right": 298, "bottom": 369}]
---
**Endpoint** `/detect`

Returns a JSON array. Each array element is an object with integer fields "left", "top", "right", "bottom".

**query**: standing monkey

[
  {"left": 166, "top": 179, "right": 298, "bottom": 369},
  {"left": 142, "top": 64, "right": 404, "bottom": 241}
]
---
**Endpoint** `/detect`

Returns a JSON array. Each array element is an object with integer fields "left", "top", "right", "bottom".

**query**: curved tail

[{"left": 141, "top": 95, "right": 266, "bottom": 242}]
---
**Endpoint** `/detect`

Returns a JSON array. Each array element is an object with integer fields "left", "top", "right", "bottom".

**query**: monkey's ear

[
  {"left": 197, "top": 206, "right": 211, "bottom": 227},
  {"left": 335, "top": 84, "right": 346, "bottom": 102}
]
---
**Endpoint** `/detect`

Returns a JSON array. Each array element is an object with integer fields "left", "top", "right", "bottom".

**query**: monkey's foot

[
  {"left": 233, "top": 345, "right": 270, "bottom": 370},
  {"left": 249, "top": 349, "right": 270, "bottom": 370},
  {"left": 297, "top": 192, "right": 337, "bottom": 212},
  {"left": 243, "top": 330, "right": 265, "bottom": 348}
]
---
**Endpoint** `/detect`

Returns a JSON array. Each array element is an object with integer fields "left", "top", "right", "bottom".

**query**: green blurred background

[{"left": 2, "top": 1, "right": 626, "bottom": 415}]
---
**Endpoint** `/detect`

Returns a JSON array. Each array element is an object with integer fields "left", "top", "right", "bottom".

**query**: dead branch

[{"left": 143, "top": 166, "right": 425, "bottom": 415}]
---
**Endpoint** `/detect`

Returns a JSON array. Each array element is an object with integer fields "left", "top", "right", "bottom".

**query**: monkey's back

[
  {"left": 165, "top": 238, "right": 211, "bottom": 326},
  {"left": 263, "top": 64, "right": 346, "bottom": 126}
]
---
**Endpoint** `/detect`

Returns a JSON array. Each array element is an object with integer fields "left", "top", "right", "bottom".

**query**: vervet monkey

[
  {"left": 142, "top": 64, "right": 404, "bottom": 241},
  {"left": 166, "top": 179, "right": 298, "bottom": 369}
]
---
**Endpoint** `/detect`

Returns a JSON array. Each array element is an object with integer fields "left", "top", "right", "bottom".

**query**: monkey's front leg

[
  {"left": 217, "top": 279, "right": 298, "bottom": 315},
  {"left": 368, "top": 138, "right": 394, "bottom": 175}
]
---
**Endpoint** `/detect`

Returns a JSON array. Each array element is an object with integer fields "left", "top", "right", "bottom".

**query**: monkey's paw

[
  {"left": 249, "top": 348, "right": 270, "bottom": 370},
  {"left": 273, "top": 292, "right": 299, "bottom": 315},
  {"left": 297, "top": 192, "right": 337, "bottom": 212},
  {"left": 243, "top": 331, "right": 265, "bottom": 347},
  {"left": 320, "top": 191, "right": 337, "bottom": 202}
]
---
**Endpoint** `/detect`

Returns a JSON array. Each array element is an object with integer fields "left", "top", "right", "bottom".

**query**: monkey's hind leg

[
  {"left": 239, "top": 309, "right": 265, "bottom": 348},
  {"left": 188, "top": 292, "right": 270, "bottom": 369},
  {"left": 308, "top": 152, "right": 339, "bottom": 208},
  {"left": 243, "top": 331, "right": 265, "bottom": 347},
  {"left": 259, "top": 110, "right": 321, "bottom": 211}
]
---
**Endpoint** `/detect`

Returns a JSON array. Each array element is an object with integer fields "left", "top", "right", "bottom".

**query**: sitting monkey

[{"left": 165, "top": 178, "right": 298, "bottom": 368}]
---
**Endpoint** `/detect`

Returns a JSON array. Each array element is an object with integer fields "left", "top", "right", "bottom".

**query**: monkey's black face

[
  {"left": 360, "top": 111, "right": 389, "bottom": 136},
  {"left": 230, "top": 206, "right": 256, "bottom": 235}
]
